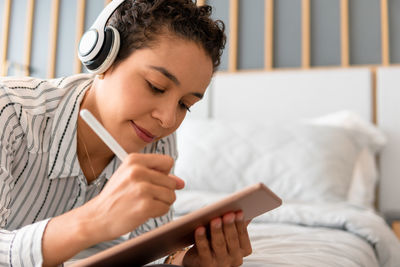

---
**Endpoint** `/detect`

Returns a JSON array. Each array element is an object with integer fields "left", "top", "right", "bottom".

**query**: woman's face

[{"left": 91, "top": 34, "right": 213, "bottom": 153}]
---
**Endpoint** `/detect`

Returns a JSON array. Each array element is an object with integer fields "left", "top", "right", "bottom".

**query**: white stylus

[{"left": 80, "top": 109, "right": 128, "bottom": 161}]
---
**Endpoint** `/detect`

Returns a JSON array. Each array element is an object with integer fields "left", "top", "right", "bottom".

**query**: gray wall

[{"left": 1, "top": 0, "right": 400, "bottom": 77}]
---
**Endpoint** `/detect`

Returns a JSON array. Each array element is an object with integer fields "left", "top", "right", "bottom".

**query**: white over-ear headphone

[{"left": 78, "top": 0, "right": 125, "bottom": 74}]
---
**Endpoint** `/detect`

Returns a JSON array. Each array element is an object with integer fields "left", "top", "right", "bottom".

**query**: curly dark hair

[{"left": 107, "top": 0, "right": 226, "bottom": 72}]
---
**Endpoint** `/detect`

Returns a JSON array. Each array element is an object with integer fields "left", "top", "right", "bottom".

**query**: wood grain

[
  {"left": 301, "top": 0, "right": 310, "bottom": 69},
  {"left": 265, "top": 0, "right": 274, "bottom": 70},
  {"left": 1, "top": 0, "right": 12, "bottom": 76},
  {"left": 74, "top": 0, "right": 86, "bottom": 74},
  {"left": 340, "top": 0, "right": 349, "bottom": 67},
  {"left": 228, "top": 0, "right": 238, "bottom": 72},
  {"left": 381, "top": 0, "right": 390, "bottom": 66},
  {"left": 47, "top": 0, "right": 60, "bottom": 78},
  {"left": 24, "top": 0, "right": 35, "bottom": 76}
]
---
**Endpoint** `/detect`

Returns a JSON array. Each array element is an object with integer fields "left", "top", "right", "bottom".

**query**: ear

[{"left": 101, "top": 63, "right": 116, "bottom": 79}]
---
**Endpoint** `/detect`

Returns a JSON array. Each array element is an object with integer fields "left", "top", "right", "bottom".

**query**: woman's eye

[
  {"left": 179, "top": 101, "right": 191, "bottom": 112},
  {"left": 146, "top": 81, "right": 191, "bottom": 112},
  {"left": 147, "top": 81, "right": 164, "bottom": 94}
]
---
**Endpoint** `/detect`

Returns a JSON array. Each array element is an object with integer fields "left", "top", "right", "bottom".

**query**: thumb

[{"left": 168, "top": 174, "right": 185, "bottom": 190}]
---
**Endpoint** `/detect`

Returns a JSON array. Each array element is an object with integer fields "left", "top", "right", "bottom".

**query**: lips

[{"left": 130, "top": 121, "right": 156, "bottom": 143}]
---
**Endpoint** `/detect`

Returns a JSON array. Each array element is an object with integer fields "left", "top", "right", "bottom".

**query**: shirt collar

[{"left": 47, "top": 77, "right": 93, "bottom": 179}]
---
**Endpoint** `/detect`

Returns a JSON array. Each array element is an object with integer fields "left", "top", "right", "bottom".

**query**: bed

[
  {"left": 2, "top": 1, "right": 400, "bottom": 266},
  {"left": 173, "top": 68, "right": 400, "bottom": 267}
]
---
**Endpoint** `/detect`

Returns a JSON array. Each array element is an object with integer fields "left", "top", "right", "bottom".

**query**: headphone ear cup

[{"left": 83, "top": 26, "right": 121, "bottom": 74}]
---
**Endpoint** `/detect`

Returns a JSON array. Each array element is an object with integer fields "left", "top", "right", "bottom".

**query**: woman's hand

[
  {"left": 43, "top": 153, "right": 184, "bottom": 266},
  {"left": 180, "top": 211, "right": 252, "bottom": 267},
  {"left": 81, "top": 153, "right": 184, "bottom": 243}
]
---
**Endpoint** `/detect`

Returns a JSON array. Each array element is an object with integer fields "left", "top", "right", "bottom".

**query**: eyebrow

[
  {"left": 148, "top": 65, "right": 204, "bottom": 100},
  {"left": 149, "top": 65, "right": 180, "bottom": 86},
  {"left": 191, "top": 92, "right": 204, "bottom": 100}
]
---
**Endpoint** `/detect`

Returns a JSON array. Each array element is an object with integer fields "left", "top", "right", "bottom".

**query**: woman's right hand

[
  {"left": 42, "top": 153, "right": 184, "bottom": 267},
  {"left": 82, "top": 153, "right": 184, "bottom": 243}
]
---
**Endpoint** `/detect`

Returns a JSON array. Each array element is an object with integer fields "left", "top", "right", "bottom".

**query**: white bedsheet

[
  {"left": 174, "top": 190, "right": 400, "bottom": 267},
  {"left": 246, "top": 223, "right": 378, "bottom": 267}
]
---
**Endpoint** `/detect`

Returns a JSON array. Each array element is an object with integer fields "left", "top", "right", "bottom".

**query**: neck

[{"left": 77, "top": 86, "right": 114, "bottom": 183}]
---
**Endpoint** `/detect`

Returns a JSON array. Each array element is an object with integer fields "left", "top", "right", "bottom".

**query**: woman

[{"left": 0, "top": 0, "right": 252, "bottom": 266}]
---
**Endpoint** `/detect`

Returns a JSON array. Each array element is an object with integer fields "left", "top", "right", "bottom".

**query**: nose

[{"left": 152, "top": 101, "right": 177, "bottom": 129}]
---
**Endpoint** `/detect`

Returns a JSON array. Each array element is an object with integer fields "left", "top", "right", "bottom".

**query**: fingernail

[
  {"left": 197, "top": 227, "right": 205, "bottom": 235},
  {"left": 213, "top": 219, "right": 222, "bottom": 228},
  {"left": 225, "top": 213, "right": 235, "bottom": 224},
  {"left": 236, "top": 212, "right": 244, "bottom": 221}
]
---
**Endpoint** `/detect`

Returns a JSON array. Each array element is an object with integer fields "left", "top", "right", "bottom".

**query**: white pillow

[
  {"left": 347, "top": 148, "right": 378, "bottom": 207},
  {"left": 307, "top": 110, "right": 387, "bottom": 207},
  {"left": 175, "top": 119, "right": 365, "bottom": 202},
  {"left": 307, "top": 110, "right": 386, "bottom": 153}
]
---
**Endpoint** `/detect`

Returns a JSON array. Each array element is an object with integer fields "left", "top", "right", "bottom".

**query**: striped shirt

[{"left": 0, "top": 74, "right": 178, "bottom": 266}]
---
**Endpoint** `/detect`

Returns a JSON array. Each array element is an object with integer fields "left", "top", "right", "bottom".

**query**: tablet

[{"left": 71, "top": 182, "right": 282, "bottom": 267}]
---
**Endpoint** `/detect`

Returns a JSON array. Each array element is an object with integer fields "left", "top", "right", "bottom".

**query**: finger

[
  {"left": 124, "top": 153, "right": 174, "bottom": 174},
  {"left": 222, "top": 213, "right": 242, "bottom": 265},
  {"left": 129, "top": 166, "right": 178, "bottom": 190},
  {"left": 133, "top": 182, "right": 176, "bottom": 206},
  {"left": 138, "top": 195, "right": 171, "bottom": 218},
  {"left": 210, "top": 217, "right": 228, "bottom": 260},
  {"left": 168, "top": 174, "right": 185, "bottom": 190},
  {"left": 147, "top": 183, "right": 177, "bottom": 205},
  {"left": 235, "top": 211, "right": 252, "bottom": 256},
  {"left": 194, "top": 226, "right": 213, "bottom": 262}
]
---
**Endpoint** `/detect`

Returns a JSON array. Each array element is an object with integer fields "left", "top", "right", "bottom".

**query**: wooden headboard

[{"left": 0, "top": 0, "right": 396, "bottom": 77}]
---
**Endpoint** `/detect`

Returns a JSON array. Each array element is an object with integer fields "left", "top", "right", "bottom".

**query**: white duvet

[{"left": 174, "top": 190, "right": 400, "bottom": 267}]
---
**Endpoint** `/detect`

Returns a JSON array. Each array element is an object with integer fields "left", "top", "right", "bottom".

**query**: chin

[{"left": 123, "top": 141, "right": 145, "bottom": 154}]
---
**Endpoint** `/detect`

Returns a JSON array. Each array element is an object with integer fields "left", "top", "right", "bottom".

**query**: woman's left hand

[{"left": 180, "top": 211, "right": 252, "bottom": 267}]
